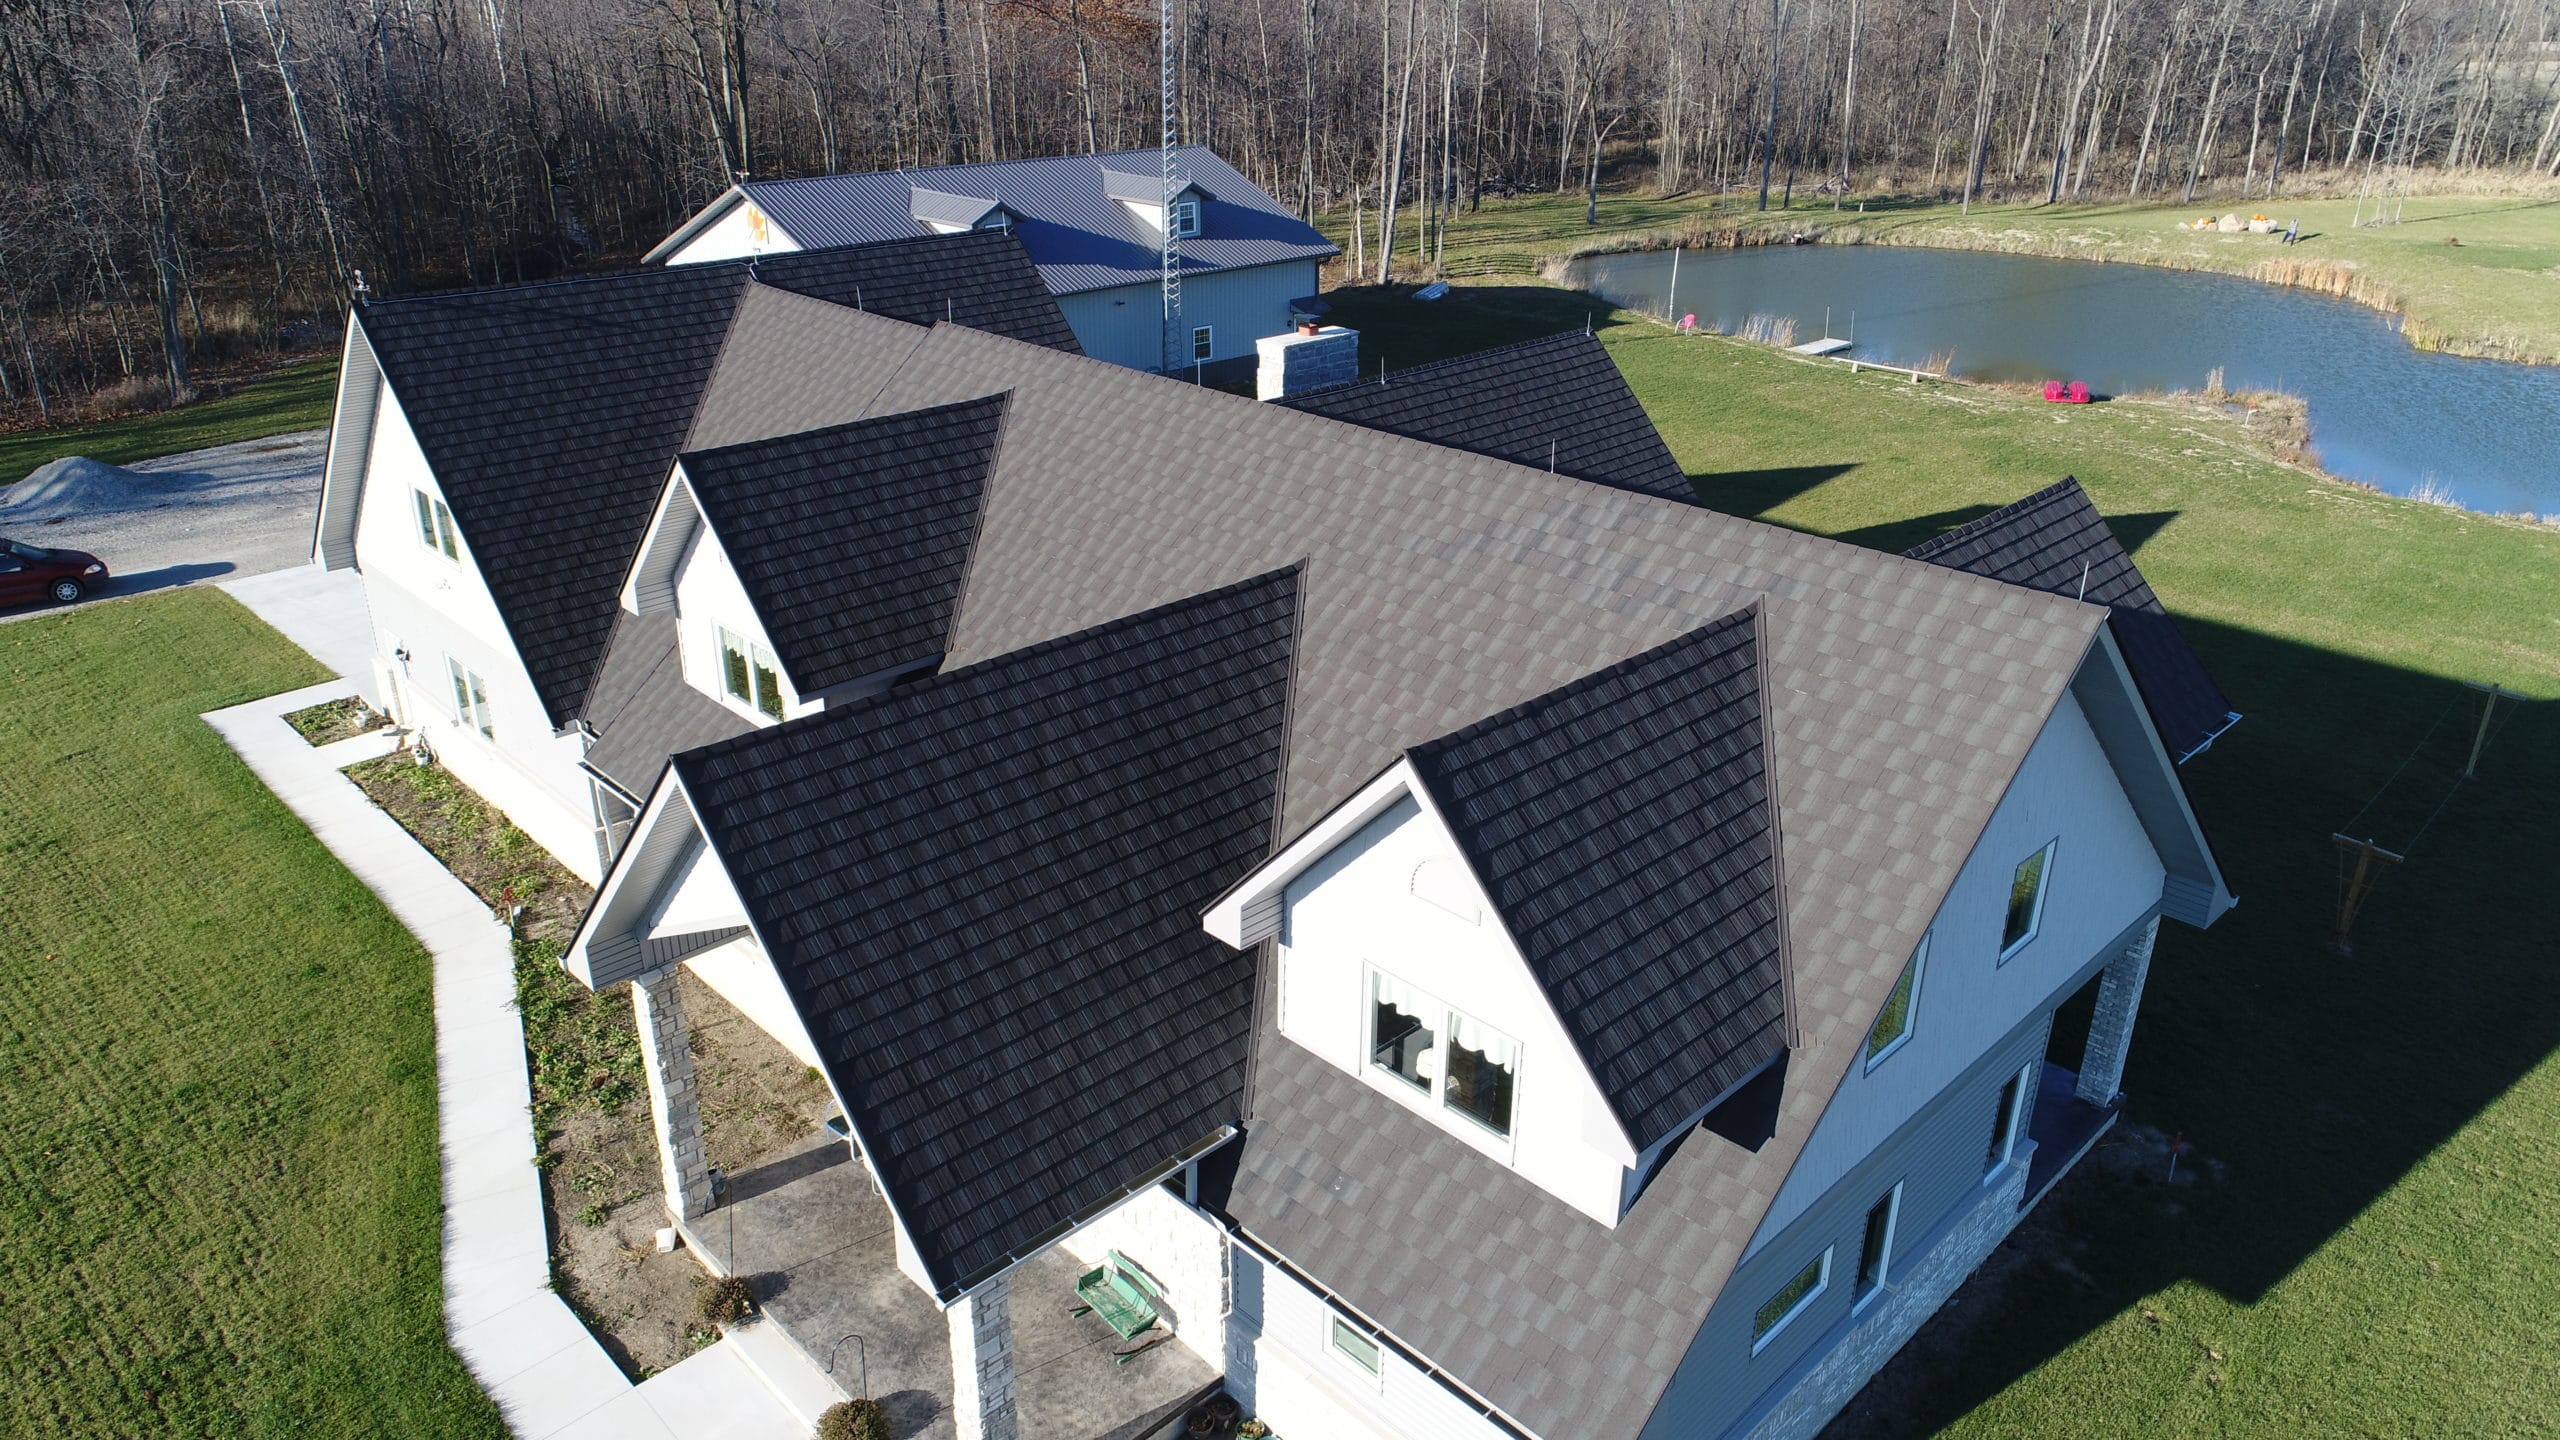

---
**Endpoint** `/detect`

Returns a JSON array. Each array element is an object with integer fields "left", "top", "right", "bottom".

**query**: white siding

[
  {"left": 1744, "top": 690, "right": 2165, "bottom": 1257},
  {"left": 1056, "top": 1186, "right": 1231, "bottom": 1370},
  {"left": 352, "top": 379, "right": 601, "bottom": 881},
  {"left": 1054, "top": 260, "right": 1319, "bottom": 371},
  {"left": 668, "top": 519, "right": 822, "bottom": 723},
  {"left": 1279, "top": 793, "right": 1635, "bottom": 1226},
  {"left": 684, "top": 940, "right": 821, "bottom": 1067},
  {"left": 667, "top": 199, "right": 801, "bottom": 264},
  {"left": 1227, "top": 1246, "right": 1519, "bottom": 1440}
]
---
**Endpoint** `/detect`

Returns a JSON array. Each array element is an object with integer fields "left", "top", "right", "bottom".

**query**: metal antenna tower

[{"left": 1159, "top": 0, "right": 1183, "bottom": 373}]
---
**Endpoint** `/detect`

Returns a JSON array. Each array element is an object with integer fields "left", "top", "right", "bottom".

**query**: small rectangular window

[
  {"left": 414, "top": 490, "right": 459, "bottom": 559},
  {"left": 1327, "top": 1315, "right": 1382, "bottom": 1378},
  {"left": 1369, "top": 971, "right": 1436, "bottom": 1092},
  {"left": 1855, "top": 1185, "right": 1900, "bottom": 1309},
  {"left": 2001, "top": 841, "right": 2055, "bottom": 959},
  {"left": 1865, "top": 935, "right": 1927, "bottom": 1069},
  {"left": 1751, "top": 1248, "right": 1831, "bottom": 1353},
  {"left": 1192, "top": 325, "right": 1214, "bottom": 362},
  {"left": 1986, "top": 1065, "right": 2028, "bottom": 1176},
  {"left": 718, "top": 626, "right": 786, "bottom": 720},
  {"left": 1171, "top": 199, "right": 1201, "bottom": 237},
  {"left": 1367, "top": 969, "right": 1520, "bottom": 1140},
  {"left": 1443, "top": 1012, "right": 1517, "bottom": 1136},
  {"left": 446, "top": 658, "right": 493, "bottom": 739}
]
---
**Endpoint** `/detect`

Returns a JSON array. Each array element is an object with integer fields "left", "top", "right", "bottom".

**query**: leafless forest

[{"left": 1, "top": 0, "right": 2555, "bottom": 414}]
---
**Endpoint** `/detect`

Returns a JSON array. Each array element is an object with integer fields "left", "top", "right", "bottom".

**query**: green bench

[{"left": 1068, "top": 1250, "right": 1169, "bottom": 1362}]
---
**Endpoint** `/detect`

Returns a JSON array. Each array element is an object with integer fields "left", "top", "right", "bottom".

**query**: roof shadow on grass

[
  {"left": 1689, "top": 462, "right": 1861, "bottom": 518},
  {"left": 1825, "top": 611, "right": 2559, "bottom": 1438}
]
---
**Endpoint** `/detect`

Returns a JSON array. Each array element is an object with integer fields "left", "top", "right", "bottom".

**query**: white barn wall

[
  {"left": 667, "top": 200, "right": 800, "bottom": 264},
  {"left": 1278, "top": 793, "right": 1634, "bottom": 1226},
  {"left": 1054, "top": 260, "right": 1320, "bottom": 371},
  {"left": 1745, "top": 687, "right": 2166, "bottom": 1257},
  {"left": 352, "top": 379, "right": 601, "bottom": 880}
]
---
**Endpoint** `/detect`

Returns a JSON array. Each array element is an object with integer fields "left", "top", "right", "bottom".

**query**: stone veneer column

[
  {"left": 948, "top": 1275, "right": 1019, "bottom": 1440},
  {"left": 2074, "top": 916, "right": 2161, "bottom": 1107},
  {"left": 632, "top": 969, "right": 716, "bottom": 1221}
]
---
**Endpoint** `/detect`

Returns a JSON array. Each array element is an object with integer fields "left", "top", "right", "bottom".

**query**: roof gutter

[
  {"left": 937, "top": 1124, "right": 1240, "bottom": 1307},
  {"left": 2176, "top": 710, "right": 2245, "bottom": 765}
]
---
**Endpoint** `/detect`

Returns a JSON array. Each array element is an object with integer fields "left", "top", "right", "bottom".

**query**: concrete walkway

[
  {"left": 206, "top": 678, "right": 831, "bottom": 1439},
  {"left": 218, "top": 563, "right": 378, "bottom": 701}
]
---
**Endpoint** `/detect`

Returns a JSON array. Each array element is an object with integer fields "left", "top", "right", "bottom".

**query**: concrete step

[{"left": 725, "top": 1312, "right": 851, "bottom": 1426}]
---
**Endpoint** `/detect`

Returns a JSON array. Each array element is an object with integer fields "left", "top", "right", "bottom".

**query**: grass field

[
  {"left": 0, "top": 590, "right": 502, "bottom": 1438},
  {"left": 1334, "top": 284, "right": 2560, "bottom": 1437},
  {"left": 0, "top": 357, "right": 339, "bottom": 490},
  {"left": 1333, "top": 189, "right": 2560, "bottom": 364}
]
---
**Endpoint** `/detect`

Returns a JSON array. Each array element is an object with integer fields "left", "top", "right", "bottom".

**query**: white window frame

[
  {"left": 1863, "top": 933, "right": 1929, "bottom": 1072},
  {"left": 413, "top": 489, "right": 459, "bottom": 561},
  {"left": 1998, "top": 839, "right": 2058, "bottom": 963},
  {"left": 1191, "top": 325, "right": 1215, "bottom": 363},
  {"left": 1170, "top": 198, "right": 1201, "bottom": 237},
  {"left": 1325, "top": 1313, "right": 1384, "bottom": 1388},
  {"left": 1363, "top": 964, "right": 1520, "bottom": 1143},
  {"left": 446, "top": 657, "right": 493, "bottom": 740},
  {"left": 1852, "top": 1182, "right": 1903, "bottom": 1314},
  {"left": 715, "top": 625, "right": 786, "bottom": 721},
  {"left": 1986, "top": 1060, "right": 2033, "bottom": 1183},
  {"left": 1750, "top": 1247, "right": 1832, "bottom": 1355}
]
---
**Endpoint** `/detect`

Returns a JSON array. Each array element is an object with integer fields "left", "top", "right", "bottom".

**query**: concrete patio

[{"left": 691, "top": 1130, "right": 1221, "bottom": 1440}]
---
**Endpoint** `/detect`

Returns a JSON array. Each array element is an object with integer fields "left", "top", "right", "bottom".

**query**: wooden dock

[{"left": 1788, "top": 337, "right": 1853, "bottom": 356}]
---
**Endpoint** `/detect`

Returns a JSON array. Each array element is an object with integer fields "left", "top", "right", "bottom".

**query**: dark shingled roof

[
  {"left": 672, "top": 568, "right": 1301, "bottom": 1296},
  {"left": 1277, "top": 332, "right": 1692, "bottom": 502},
  {"left": 678, "top": 394, "right": 1008, "bottom": 695},
  {"left": 579, "top": 609, "right": 751, "bottom": 801},
  {"left": 1904, "top": 477, "right": 2237, "bottom": 761},
  {"left": 1405, "top": 602, "right": 1790, "bottom": 1149},
  {"left": 356, "top": 232, "right": 1072, "bottom": 725}
]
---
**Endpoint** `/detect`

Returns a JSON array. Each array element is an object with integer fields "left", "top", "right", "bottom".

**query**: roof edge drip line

[{"left": 939, "top": 1125, "right": 1239, "bottom": 1305}]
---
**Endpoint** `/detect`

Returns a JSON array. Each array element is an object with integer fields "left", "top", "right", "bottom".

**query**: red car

[{"left": 0, "top": 537, "right": 109, "bottom": 608}]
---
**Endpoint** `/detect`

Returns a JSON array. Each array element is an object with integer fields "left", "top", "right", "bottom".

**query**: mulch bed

[{"left": 282, "top": 696, "right": 387, "bottom": 747}]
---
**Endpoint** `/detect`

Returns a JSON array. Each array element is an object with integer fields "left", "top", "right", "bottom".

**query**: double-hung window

[
  {"left": 1986, "top": 1063, "right": 2031, "bottom": 1178},
  {"left": 1191, "top": 326, "right": 1215, "bottom": 363},
  {"left": 1326, "top": 1314, "right": 1383, "bottom": 1384},
  {"left": 447, "top": 658, "right": 493, "bottom": 739},
  {"left": 1367, "top": 970, "right": 1518, "bottom": 1138},
  {"left": 1170, "top": 199, "right": 1201, "bottom": 237},
  {"left": 718, "top": 627, "right": 786, "bottom": 720},
  {"left": 2000, "top": 840, "right": 2056, "bottom": 961},
  {"left": 413, "top": 489, "right": 459, "bottom": 560},
  {"left": 1864, "top": 933, "right": 1928, "bottom": 1070},
  {"left": 1751, "top": 1248, "right": 1831, "bottom": 1354}
]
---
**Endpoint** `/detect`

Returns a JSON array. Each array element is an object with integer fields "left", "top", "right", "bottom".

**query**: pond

[{"left": 1567, "top": 246, "right": 2560, "bottom": 516}]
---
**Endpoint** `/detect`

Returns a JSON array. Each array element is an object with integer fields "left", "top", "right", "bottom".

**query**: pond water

[{"left": 1567, "top": 246, "right": 2560, "bottom": 515}]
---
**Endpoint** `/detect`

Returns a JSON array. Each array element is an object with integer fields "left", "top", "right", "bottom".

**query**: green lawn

[
  {"left": 1335, "top": 189, "right": 2560, "bottom": 363},
  {"left": 0, "top": 357, "right": 340, "bottom": 489},
  {"left": 1336, "top": 285, "right": 2560, "bottom": 1437},
  {"left": 0, "top": 590, "right": 502, "bottom": 1438}
]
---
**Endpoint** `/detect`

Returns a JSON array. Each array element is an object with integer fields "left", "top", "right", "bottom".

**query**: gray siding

[
  {"left": 314, "top": 327, "right": 380, "bottom": 570},
  {"left": 1635, "top": 1008, "right": 2056, "bottom": 1440},
  {"left": 1056, "top": 260, "right": 1318, "bottom": 371}
]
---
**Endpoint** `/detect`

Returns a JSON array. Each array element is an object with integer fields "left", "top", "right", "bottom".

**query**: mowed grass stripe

[{"left": 0, "top": 590, "right": 502, "bottom": 1438}]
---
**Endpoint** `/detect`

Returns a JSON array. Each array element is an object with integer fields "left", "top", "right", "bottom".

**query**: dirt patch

[
  {"left": 282, "top": 696, "right": 386, "bottom": 747},
  {"left": 544, "top": 966, "right": 832, "bottom": 1377},
  {"left": 342, "top": 751, "right": 829, "bottom": 1376},
  {"left": 342, "top": 753, "right": 589, "bottom": 942}
]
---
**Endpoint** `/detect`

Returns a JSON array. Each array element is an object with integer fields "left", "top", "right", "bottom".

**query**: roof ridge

[
  {"left": 1904, "top": 475, "right": 2091, "bottom": 560},
  {"left": 1284, "top": 329, "right": 1600, "bottom": 402},
  {"left": 1410, "top": 595, "right": 1762, "bottom": 763},
  {"left": 750, "top": 145, "right": 1218, "bottom": 191},
  {"left": 682, "top": 389, "right": 1007, "bottom": 468}
]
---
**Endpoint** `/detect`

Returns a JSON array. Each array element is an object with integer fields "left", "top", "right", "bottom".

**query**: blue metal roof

[{"left": 706, "top": 147, "right": 1336, "bottom": 296}]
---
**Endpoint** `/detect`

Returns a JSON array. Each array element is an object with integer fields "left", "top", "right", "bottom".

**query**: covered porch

[{"left": 2021, "top": 1060, "right": 2123, "bottom": 1207}]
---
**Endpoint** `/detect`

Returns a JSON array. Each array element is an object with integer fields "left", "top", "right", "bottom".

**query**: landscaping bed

[
  {"left": 344, "top": 748, "right": 831, "bottom": 1378},
  {"left": 283, "top": 695, "right": 388, "bottom": 747}
]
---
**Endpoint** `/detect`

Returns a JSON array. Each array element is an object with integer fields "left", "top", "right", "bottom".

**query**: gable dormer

[
  {"left": 1099, "top": 162, "right": 1212, "bottom": 238},
  {"left": 910, "top": 185, "right": 1014, "bottom": 235},
  {"left": 616, "top": 394, "right": 1009, "bottom": 720},
  {"left": 1207, "top": 603, "right": 1792, "bottom": 1225}
]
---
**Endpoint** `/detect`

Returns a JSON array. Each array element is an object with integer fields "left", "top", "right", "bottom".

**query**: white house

[
  {"left": 648, "top": 147, "right": 1338, "bottom": 376},
  {"left": 316, "top": 249, "right": 2238, "bottom": 1440}
]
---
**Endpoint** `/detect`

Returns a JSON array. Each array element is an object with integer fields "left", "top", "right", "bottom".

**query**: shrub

[
  {"left": 817, "top": 1398, "right": 891, "bottom": 1440},
  {"left": 695, "top": 1273, "right": 754, "bottom": 1326}
]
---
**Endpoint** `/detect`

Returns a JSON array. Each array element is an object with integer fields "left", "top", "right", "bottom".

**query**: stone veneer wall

[{"left": 1738, "top": 1154, "right": 2035, "bottom": 1440}]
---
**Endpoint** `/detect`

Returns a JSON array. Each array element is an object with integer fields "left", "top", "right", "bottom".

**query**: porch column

[
  {"left": 2075, "top": 916, "right": 2161, "bottom": 1107},
  {"left": 948, "top": 1275, "right": 1019, "bottom": 1440},
  {"left": 632, "top": 968, "right": 716, "bottom": 1220}
]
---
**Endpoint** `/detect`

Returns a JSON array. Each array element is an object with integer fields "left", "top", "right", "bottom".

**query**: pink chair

[
  {"left": 2068, "top": 382, "right": 2091, "bottom": 404},
  {"left": 2043, "top": 380, "right": 2066, "bottom": 402},
  {"left": 1677, "top": 313, "right": 1698, "bottom": 334}
]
